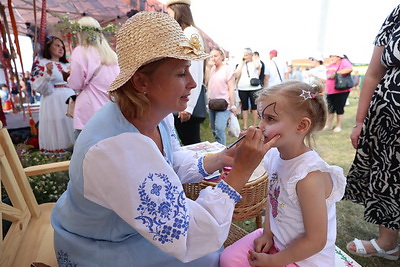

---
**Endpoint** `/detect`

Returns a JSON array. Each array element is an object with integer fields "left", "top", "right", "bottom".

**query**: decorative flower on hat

[{"left": 179, "top": 34, "right": 204, "bottom": 55}]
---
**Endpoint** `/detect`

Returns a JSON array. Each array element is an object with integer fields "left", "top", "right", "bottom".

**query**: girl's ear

[
  {"left": 130, "top": 72, "right": 148, "bottom": 94},
  {"left": 297, "top": 117, "right": 311, "bottom": 134}
]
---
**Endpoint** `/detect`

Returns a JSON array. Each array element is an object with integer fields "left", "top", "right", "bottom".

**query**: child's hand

[
  {"left": 248, "top": 250, "right": 272, "bottom": 266},
  {"left": 254, "top": 234, "right": 273, "bottom": 253}
]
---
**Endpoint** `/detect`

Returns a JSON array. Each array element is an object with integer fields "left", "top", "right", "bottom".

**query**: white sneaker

[{"left": 333, "top": 127, "right": 342, "bottom": 133}]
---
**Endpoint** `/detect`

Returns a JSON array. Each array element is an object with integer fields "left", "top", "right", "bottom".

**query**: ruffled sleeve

[
  {"left": 374, "top": 5, "right": 400, "bottom": 46},
  {"left": 30, "top": 59, "right": 53, "bottom": 96},
  {"left": 285, "top": 152, "right": 346, "bottom": 205},
  {"left": 82, "top": 132, "right": 240, "bottom": 262}
]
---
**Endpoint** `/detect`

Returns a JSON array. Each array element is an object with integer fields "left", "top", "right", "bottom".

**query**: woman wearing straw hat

[
  {"left": 51, "top": 12, "right": 278, "bottom": 266},
  {"left": 166, "top": 0, "right": 207, "bottom": 145}
]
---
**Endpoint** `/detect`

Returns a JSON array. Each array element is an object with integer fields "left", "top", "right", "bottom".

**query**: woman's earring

[{"left": 143, "top": 91, "right": 148, "bottom": 95}]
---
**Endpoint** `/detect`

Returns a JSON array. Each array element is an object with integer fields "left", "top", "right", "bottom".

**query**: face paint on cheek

[{"left": 257, "top": 104, "right": 264, "bottom": 117}]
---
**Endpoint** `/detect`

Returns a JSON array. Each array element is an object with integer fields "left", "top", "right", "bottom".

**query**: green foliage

[{"left": 18, "top": 145, "right": 71, "bottom": 204}]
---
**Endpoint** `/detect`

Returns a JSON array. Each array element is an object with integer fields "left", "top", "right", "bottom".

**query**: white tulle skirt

[{"left": 38, "top": 86, "right": 75, "bottom": 153}]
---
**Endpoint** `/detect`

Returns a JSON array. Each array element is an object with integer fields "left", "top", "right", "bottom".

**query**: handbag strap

[
  {"left": 88, "top": 64, "right": 103, "bottom": 83},
  {"left": 336, "top": 59, "right": 344, "bottom": 73},
  {"left": 272, "top": 60, "right": 282, "bottom": 82},
  {"left": 245, "top": 62, "right": 250, "bottom": 77}
]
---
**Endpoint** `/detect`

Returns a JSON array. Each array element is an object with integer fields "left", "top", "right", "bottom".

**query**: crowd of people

[{"left": 1, "top": 1, "right": 399, "bottom": 266}]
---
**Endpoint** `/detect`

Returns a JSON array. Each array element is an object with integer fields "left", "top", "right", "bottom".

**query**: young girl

[{"left": 220, "top": 81, "right": 346, "bottom": 266}]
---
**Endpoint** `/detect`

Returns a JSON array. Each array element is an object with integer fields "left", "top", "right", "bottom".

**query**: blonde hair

[
  {"left": 77, "top": 16, "right": 117, "bottom": 66},
  {"left": 256, "top": 80, "right": 327, "bottom": 147}
]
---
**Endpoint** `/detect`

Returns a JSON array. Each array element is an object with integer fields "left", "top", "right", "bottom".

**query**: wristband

[{"left": 230, "top": 105, "right": 237, "bottom": 110}]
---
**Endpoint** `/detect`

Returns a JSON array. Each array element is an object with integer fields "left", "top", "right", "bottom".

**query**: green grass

[{"left": 200, "top": 94, "right": 400, "bottom": 266}]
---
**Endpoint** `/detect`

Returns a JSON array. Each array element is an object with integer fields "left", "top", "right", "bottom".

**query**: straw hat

[
  {"left": 166, "top": 0, "right": 191, "bottom": 6},
  {"left": 108, "top": 11, "right": 208, "bottom": 92}
]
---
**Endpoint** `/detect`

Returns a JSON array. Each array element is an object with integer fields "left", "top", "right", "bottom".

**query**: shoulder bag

[
  {"left": 334, "top": 61, "right": 353, "bottom": 90},
  {"left": 208, "top": 98, "right": 228, "bottom": 111},
  {"left": 246, "top": 62, "right": 261, "bottom": 86},
  {"left": 334, "top": 74, "right": 353, "bottom": 90}
]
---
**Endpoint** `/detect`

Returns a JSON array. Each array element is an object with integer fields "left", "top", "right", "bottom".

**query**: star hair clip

[
  {"left": 179, "top": 34, "right": 205, "bottom": 55},
  {"left": 299, "top": 89, "right": 323, "bottom": 100}
]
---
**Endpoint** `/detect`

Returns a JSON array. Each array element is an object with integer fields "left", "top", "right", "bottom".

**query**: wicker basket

[
  {"left": 224, "top": 223, "right": 249, "bottom": 247},
  {"left": 183, "top": 172, "right": 268, "bottom": 228}
]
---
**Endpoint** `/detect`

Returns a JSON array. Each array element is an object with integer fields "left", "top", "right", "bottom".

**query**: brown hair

[
  {"left": 109, "top": 58, "right": 168, "bottom": 122},
  {"left": 256, "top": 80, "right": 327, "bottom": 147},
  {"left": 168, "top": 3, "right": 195, "bottom": 30},
  {"left": 43, "top": 36, "right": 68, "bottom": 63}
]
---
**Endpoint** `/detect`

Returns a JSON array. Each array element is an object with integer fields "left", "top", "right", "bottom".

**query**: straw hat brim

[{"left": 109, "top": 53, "right": 208, "bottom": 92}]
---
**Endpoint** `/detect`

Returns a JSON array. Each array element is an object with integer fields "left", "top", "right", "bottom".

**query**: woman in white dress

[{"left": 30, "top": 36, "right": 75, "bottom": 153}]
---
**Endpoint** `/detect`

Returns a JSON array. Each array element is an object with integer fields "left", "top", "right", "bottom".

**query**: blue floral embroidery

[
  {"left": 57, "top": 250, "right": 78, "bottom": 267},
  {"left": 217, "top": 180, "right": 242, "bottom": 203},
  {"left": 151, "top": 184, "right": 162, "bottom": 196},
  {"left": 171, "top": 128, "right": 178, "bottom": 141},
  {"left": 135, "top": 173, "right": 189, "bottom": 244},
  {"left": 198, "top": 157, "right": 209, "bottom": 177}
]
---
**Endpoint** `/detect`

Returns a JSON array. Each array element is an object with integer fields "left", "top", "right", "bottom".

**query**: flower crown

[{"left": 53, "top": 13, "right": 118, "bottom": 45}]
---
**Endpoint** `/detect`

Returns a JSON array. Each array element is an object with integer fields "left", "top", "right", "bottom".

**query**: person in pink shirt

[
  {"left": 207, "top": 47, "right": 236, "bottom": 145},
  {"left": 68, "top": 16, "right": 119, "bottom": 139},
  {"left": 324, "top": 53, "right": 353, "bottom": 132}
]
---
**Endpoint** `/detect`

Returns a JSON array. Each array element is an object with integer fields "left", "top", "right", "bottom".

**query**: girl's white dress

[
  {"left": 30, "top": 58, "right": 74, "bottom": 153},
  {"left": 264, "top": 148, "right": 346, "bottom": 266}
]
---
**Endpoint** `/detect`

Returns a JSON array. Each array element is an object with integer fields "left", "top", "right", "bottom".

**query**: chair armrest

[{"left": 24, "top": 161, "right": 70, "bottom": 177}]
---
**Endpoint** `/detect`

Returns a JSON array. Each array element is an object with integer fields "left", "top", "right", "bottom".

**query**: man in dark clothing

[{"left": 254, "top": 51, "right": 265, "bottom": 86}]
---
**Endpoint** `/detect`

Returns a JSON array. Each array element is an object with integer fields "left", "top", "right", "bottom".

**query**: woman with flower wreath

[
  {"left": 68, "top": 16, "right": 119, "bottom": 140},
  {"left": 30, "top": 36, "right": 75, "bottom": 153},
  {"left": 51, "top": 12, "right": 278, "bottom": 266}
]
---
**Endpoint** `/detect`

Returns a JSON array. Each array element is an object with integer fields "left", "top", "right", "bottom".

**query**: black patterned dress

[{"left": 344, "top": 5, "right": 400, "bottom": 230}]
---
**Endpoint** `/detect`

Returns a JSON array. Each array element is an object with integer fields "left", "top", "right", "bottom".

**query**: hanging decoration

[
  {"left": 0, "top": 4, "right": 17, "bottom": 113},
  {"left": 7, "top": 0, "right": 25, "bottom": 75},
  {"left": 38, "top": 0, "right": 47, "bottom": 50},
  {"left": 32, "top": 0, "right": 39, "bottom": 60}
]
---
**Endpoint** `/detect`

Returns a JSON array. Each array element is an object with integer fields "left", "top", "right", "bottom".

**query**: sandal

[{"left": 346, "top": 238, "right": 399, "bottom": 261}]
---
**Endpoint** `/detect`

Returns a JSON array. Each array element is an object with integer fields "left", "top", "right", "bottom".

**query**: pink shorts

[{"left": 220, "top": 228, "right": 299, "bottom": 267}]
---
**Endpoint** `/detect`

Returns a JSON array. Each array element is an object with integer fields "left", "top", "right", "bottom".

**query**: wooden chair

[{"left": 0, "top": 122, "right": 70, "bottom": 267}]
